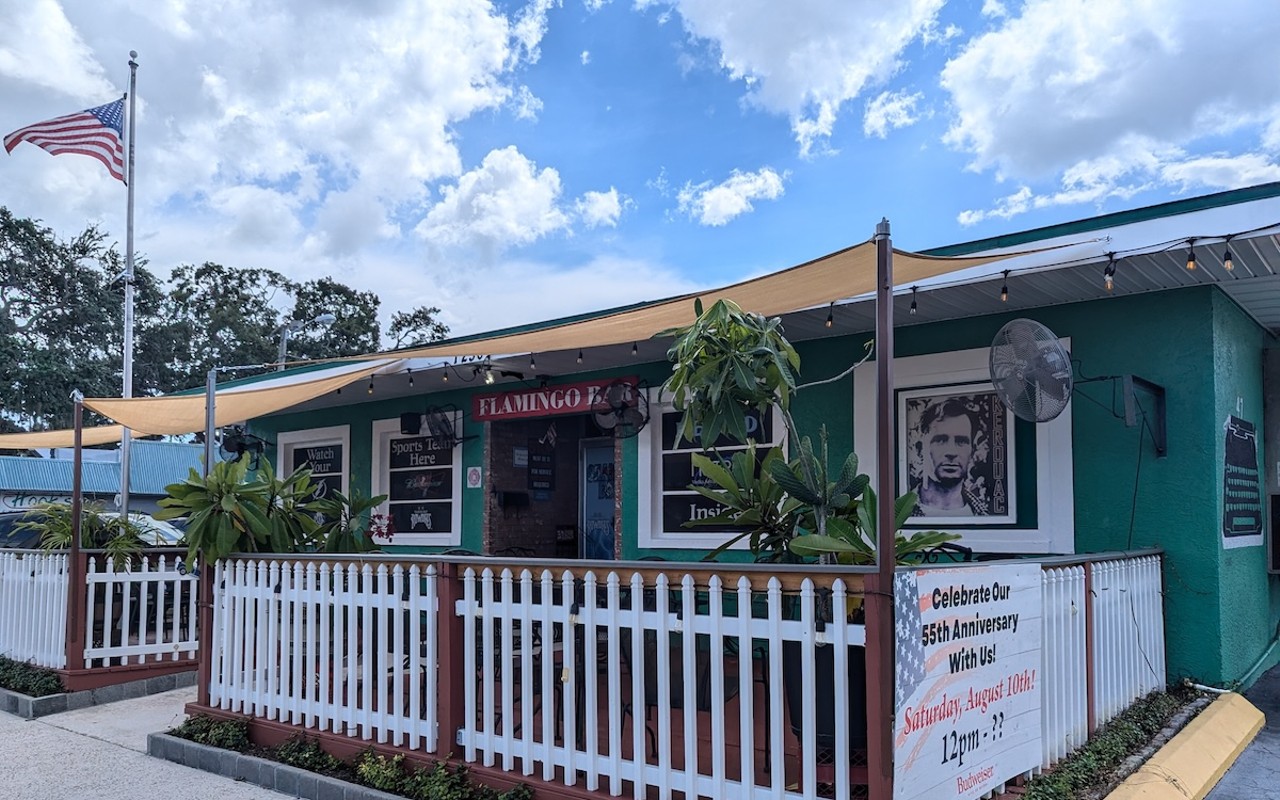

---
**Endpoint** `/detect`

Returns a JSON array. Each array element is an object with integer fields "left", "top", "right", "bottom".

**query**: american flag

[
  {"left": 4, "top": 99, "right": 126, "bottom": 183},
  {"left": 894, "top": 570, "right": 927, "bottom": 710}
]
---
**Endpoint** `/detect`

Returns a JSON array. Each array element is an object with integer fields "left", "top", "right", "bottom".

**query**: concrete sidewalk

[
  {"left": 1205, "top": 664, "right": 1280, "bottom": 799},
  {"left": 4, "top": 686, "right": 283, "bottom": 800}
]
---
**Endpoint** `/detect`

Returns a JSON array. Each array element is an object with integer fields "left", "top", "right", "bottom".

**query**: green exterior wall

[{"left": 247, "top": 284, "right": 1278, "bottom": 685}]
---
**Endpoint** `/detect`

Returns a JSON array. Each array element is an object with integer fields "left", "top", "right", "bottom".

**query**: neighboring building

[
  {"left": 241, "top": 183, "right": 1280, "bottom": 688},
  {"left": 0, "top": 440, "right": 203, "bottom": 514}
]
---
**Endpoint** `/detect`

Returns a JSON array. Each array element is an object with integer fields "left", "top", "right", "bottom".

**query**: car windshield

[{"left": 99, "top": 512, "right": 185, "bottom": 547}]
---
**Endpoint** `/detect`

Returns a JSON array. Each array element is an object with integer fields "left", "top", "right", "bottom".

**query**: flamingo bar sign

[{"left": 473, "top": 377, "right": 638, "bottom": 422}]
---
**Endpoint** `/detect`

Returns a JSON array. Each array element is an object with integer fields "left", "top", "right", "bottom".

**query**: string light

[
  {"left": 442, "top": 369, "right": 448, "bottom": 383},
  {"left": 909, "top": 286, "right": 918, "bottom": 315},
  {"left": 484, "top": 367, "right": 495, "bottom": 385},
  {"left": 530, "top": 353, "right": 537, "bottom": 370},
  {"left": 1000, "top": 270, "right": 1009, "bottom": 303},
  {"left": 1186, "top": 238, "right": 1197, "bottom": 271},
  {"left": 825, "top": 302, "right": 834, "bottom": 328},
  {"left": 1103, "top": 253, "right": 1116, "bottom": 293},
  {"left": 631, "top": 342, "right": 638, "bottom": 356},
  {"left": 407, "top": 368, "right": 414, "bottom": 387},
  {"left": 367, "top": 377, "right": 374, "bottom": 395},
  {"left": 1223, "top": 237, "right": 1235, "bottom": 272},
  {"left": 576, "top": 349, "right": 583, "bottom": 364}
]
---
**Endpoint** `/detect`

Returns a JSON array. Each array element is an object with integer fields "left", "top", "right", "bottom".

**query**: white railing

[
  {"left": 456, "top": 565, "right": 869, "bottom": 800},
  {"left": 1090, "top": 555, "right": 1166, "bottom": 725},
  {"left": 0, "top": 550, "right": 69, "bottom": 669},
  {"left": 209, "top": 559, "right": 439, "bottom": 754},
  {"left": 84, "top": 553, "right": 200, "bottom": 668},
  {"left": 1039, "top": 565, "right": 1088, "bottom": 768},
  {"left": 1035, "top": 553, "right": 1165, "bottom": 771}
]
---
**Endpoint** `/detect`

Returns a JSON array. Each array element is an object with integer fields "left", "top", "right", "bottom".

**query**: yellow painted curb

[{"left": 1105, "top": 692, "right": 1264, "bottom": 800}]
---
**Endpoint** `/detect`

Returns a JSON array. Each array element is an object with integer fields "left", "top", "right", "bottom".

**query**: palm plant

[
  {"left": 20, "top": 502, "right": 144, "bottom": 572},
  {"left": 665, "top": 298, "right": 959, "bottom": 565}
]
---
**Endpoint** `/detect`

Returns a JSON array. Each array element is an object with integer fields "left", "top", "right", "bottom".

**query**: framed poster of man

[{"left": 898, "top": 384, "right": 1016, "bottom": 525}]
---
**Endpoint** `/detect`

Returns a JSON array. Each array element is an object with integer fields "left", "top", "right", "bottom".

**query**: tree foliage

[{"left": 0, "top": 208, "right": 452, "bottom": 431}]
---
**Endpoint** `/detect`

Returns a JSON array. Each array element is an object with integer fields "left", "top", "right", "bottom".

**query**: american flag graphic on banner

[
  {"left": 4, "top": 99, "right": 126, "bottom": 183},
  {"left": 894, "top": 570, "right": 927, "bottom": 710}
]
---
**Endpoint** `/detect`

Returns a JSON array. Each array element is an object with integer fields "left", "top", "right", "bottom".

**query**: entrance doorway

[
  {"left": 580, "top": 438, "right": 616, "bottom": 560},
  {"left": 484, "top": 415, "right": 616, "bottom": 558}
]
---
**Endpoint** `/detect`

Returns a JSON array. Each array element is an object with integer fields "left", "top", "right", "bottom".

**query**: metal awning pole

[
  {"left": 65, "top": 392, "right": 87, "bottom": 673},
  {"left": 866, "top": 217, "right": 896, "bottom": 800},
  {"left": 196, "top": 367, "right": 216, "bottom": 707}
]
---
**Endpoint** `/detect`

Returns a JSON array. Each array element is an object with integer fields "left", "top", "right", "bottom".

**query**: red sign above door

[{"left": 473, "top": 377, "right": 639, "bottom": 422}]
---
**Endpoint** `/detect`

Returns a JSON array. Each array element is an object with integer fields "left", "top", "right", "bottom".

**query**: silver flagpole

[{"left": 119, "top": 51, "right": 139, "bottom": 517}]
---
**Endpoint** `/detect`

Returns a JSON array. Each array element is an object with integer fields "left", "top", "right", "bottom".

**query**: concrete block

[
  {"left": 274, "top": 764, "right": 299, "bottom": 796},
  {"left": 199, "top": 742, "right": 222, "bottom": 774},
  {"left": 121, "top": 680, "right": 146, "bottom": 699},
  {"left": 64, "top": 691, "right": 92, "bottom": 711},
  {"left": 316, "top": 775, "right": 347, "bottom": 800},
  {"left": 219, "top": 749, "right": 238, "bottom": 777},
  {"left": 295, "top": 771, "right": 319, "bottom": 798},
  {"left": 232, "top": 753, "right": 260, "bottom": 785},
  {"left": 93, "top": 683, "right": 125, "bottom": 704}
]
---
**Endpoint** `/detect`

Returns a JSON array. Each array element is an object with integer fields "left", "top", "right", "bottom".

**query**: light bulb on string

[
  {"left": 367, "top": 377, "right": 374, "bottom": 395},
  {"left": 1103, "top": 254, "right": 1116, "bottom": 293},
  {"left": 909, "top": 286, "right": 918, "bottom": 316},
  {"left": 1186, "top": 238, "right": 1197, "bottom": 271},
  {"left": 631, "top": 342, "right": 638, "bottom": 356},
  {"left": 530, "top": 353, "right": 537, "bottom": 370},
  {"left": 1000, "top": 270, "right": 1009, "bottom": 303},
  {"left": 576, "top": 350, "right": 583, "bottom": 364},
  {"left": 442, "top": 369, "right": 448, "bottom": 383},
  {"left": 1223, "top": 239, "right": 1235, "bottom": 272},
  {"left": 407, "top": 368, "right": 414, "bottom": 387},
  {"left": 484, "top": 368, "right": 495, "bottom": 385},
  {"left": 825, "top": 302, "right": 834, "bottom": 328}
]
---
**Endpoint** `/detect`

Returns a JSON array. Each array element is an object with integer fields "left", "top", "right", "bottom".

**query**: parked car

[
  {"left": 99, "top": 512, "right": 186, "bottom": 547},
  {"left": 0, "top": 511, "right": 43, "bottom": 548}
]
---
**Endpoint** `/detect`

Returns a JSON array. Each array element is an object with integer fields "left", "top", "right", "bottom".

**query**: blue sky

[{"left": 2, "top": 0, "right": 1278, "bottom": 339}]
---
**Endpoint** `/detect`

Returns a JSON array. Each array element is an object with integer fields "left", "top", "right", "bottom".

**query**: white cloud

[
  {"left": 581, "top": 50, "right": 591, "bottom": 65},
  {"left": 0, "top": 0, "right": 115, "bottom": 99},
  {"left": 641, "top": 0, "right": 946, "bottom": 156},
  {"left": 863, "top": 90, "right": 924, "bottom": 139},
  {"left": 576, "top": 187, "right": 628, "bottom": 228},
  {"left": 980, "top": 0, "right": 1008, "bottom": 18},
  {"left": 677, "top": 167, "right": 786, "bottom": 226},
  {"left": 1160, "top": 154, "right": 1280, "bottom": 192},
  {"left": 582, "top": 0, "right": 609, "bottom": 10},
  {"left": 957, "top": 186, "right": 1032, "bottom": 226},
  {"left": 511, "top": 0, "right": 562, "bottom": 64},
  {"left": 415, "top": 145, "right": 572, "bottom": 256},
  {"left": 511, "top": 85, "right": 544, "bottom": 120},
  {"left": 941, "top": 0, "right": 1280, "bottom": 191}
]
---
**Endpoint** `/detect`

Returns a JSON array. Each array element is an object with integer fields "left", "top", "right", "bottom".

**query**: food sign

[{"left": 894, "top": 563, "right": 1042, "bottom": 800}]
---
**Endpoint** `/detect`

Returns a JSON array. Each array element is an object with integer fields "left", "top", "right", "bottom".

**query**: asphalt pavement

[
  {"left": 2, "top": 685, "right": 284, "bottom": 800},
  {"left": 1206, "top": 664, "right": 1280, "bottom": 799}
]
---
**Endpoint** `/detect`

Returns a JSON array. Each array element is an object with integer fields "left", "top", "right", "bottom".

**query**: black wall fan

[
  {"left": 989, "top": 318, "right": 1166, "bottom": 455},
  {"left": 591, "top": 379, "right": 650, "bottom": 439},
  {"left": 400, "top": 405, "right": 469, "bottom": 447},
  {"left": 218, "top": 425, "right": 266, "bottom": 467}
]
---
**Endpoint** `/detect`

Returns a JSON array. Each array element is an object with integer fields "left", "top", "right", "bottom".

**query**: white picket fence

[
  {"left": 457, "top": 566, "right": 867, "bottom": 800},
  {"left": 0, "top": 550, "right": 69, "bottom": 669},
  {"left": 1038, "top": 554, "right": 1165, "bottom": 770},
  {"left": 83, "top": 554, "right": 200, "bottom": 668},
  {"left": 203, "top": 552, "right": 1165, "bottom": 800},
  {"left": 208, "top": 559, "right": 440, "bottom": 753}
]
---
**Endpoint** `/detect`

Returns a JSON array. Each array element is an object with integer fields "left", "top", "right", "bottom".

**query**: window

[
  {"left": 638, "top": 389, "right": 785, "bottom": 549},
  {"left": 853, "top": 343, "right": 1074, "bottom": 554},
  {"left": 372, "top": 415, "right": 463, "bottom": 546},
  {"left": 277, "top": 426, "right": 350, "bottom": 501}
]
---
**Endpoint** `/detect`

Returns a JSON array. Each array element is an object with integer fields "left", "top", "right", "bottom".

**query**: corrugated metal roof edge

[{"left": 922, "top": 181, "right": 1280, "bottom": 257}]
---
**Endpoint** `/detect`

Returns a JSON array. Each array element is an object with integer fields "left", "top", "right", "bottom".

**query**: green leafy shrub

[
  {"left": 274, "top": 736, "right": 346, "bottom": 775},
  {"left": 168, "top": 714, "right": 251, "bottom": 751},
  {"left": 0, "top": 656, "right": 65, "bottom": 697},
  {"left": 20, "top": 503, "right": 144, "bottom": 572},
  {"left": 356, "top": 751, "right": 409, "bottom": 792},
  {"left": 1022, "top": 686, "right": 1202, "bottom": 799}
]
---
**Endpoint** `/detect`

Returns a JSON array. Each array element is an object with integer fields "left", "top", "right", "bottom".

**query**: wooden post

[
  {"left": 196, "top": 368, "right": 217, "bottom": 707},
  {"left": 64, "top": 393, "right": 87, "bottom": 673},
  {"left": 436, "top": 562, "right": 467, "bottom": 754},
  {"left": 865, "top": 218, "right": 896, "bottom": 800}
]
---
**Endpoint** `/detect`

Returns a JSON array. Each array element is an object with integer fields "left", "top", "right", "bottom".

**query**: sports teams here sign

[{"left": 894, "top": 563, "right": 1042, "bottom": 800}]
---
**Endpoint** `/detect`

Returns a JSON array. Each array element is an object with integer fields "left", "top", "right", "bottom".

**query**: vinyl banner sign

[
  {"left": 473, "top": 377, "right": 637, "bottom": 422},
  {"left": 894, "top": 563, "right": 1042, "bottom": 800}
]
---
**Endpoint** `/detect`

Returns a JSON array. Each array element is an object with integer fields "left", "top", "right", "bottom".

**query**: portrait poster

[{"left": 899, "top": 384, "right": 1015, "bottom": 525}]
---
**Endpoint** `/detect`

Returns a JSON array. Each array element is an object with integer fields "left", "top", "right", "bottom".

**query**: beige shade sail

[
  {"left": 0, "top": 425, "right": 128, "bottom": 450},
  {"left": 375, "top": 241, "right": 1023, "bottom": 360},
  {"left": 0, "top": 360, "right": 398, "bottom": 449}
]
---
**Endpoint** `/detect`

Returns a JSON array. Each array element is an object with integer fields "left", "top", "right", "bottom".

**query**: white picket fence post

[{"left": 81, "top": 552, "right": 198, "bottom": 668}]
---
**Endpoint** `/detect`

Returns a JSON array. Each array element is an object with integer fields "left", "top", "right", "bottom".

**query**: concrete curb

[
  {"left": 1105, "top": 692, "right": 1264, "bottom": 800},
  {"left": 0, "top": 670, "right": 196, "bottom": 720},
  {"left": 147, "top": 733, "right": 405, "bottom": 800}
]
